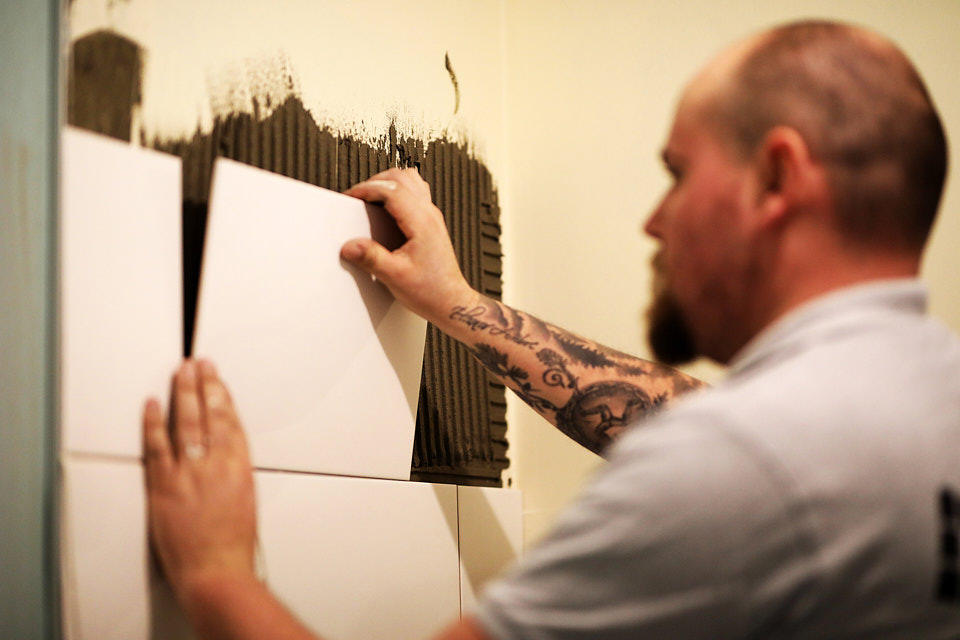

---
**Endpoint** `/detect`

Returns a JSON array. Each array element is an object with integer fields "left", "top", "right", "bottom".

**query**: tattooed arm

[
  {"left": 341, "top": 169, "right": 704, "bottom": 455},
  {"left": 443, "top": 297, "right": 703, "bottom": 454}
]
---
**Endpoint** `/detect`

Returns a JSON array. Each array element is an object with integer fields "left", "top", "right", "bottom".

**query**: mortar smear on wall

[
  {"left": 203, "top": 51, "right": 482, "bottom": 160},
  {"left": 67, "top": 0, "right": 499, "bottom": 171}
]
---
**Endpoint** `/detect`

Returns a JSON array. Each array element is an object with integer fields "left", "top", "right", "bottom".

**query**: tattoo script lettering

[{"left": 451, "top": 305, "right": 539, "bottom": 348}]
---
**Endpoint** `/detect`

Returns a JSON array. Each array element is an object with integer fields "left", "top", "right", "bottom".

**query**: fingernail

[
  {"left": 365, "top": 179, "right": 397, "bottom": 191},
  {"left": 198, "top": 359, "right": 217, "bottom": 377},
  {"left": 180, "top": 359, "right": 196, "bottom": 381},
  {"left": 341, "top": 241, "right": 363, "bottom": 261}
]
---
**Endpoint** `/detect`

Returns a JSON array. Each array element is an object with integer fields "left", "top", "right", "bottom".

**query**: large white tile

[
  {"left": 60, "top": 457, "right": 193, "bottom": 640},
  {"left": 193, "top": 159, "right": 426, "bottom": 480},
  {"left": 257, "top": 472, "right": 461, "bottom": 639},
  {"left": 457, "top": 486, "right": 523, "bottom": 613},
  {"left": 60, "top": 128, "right": 183, "bottom": 458},
  {"left": 62, "top": 457, "right": 461, "bottom": 640}
]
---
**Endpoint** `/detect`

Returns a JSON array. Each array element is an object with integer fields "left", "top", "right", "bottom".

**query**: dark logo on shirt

[{"left": 937, "top": 487, "right": 960, "bottom": 602}]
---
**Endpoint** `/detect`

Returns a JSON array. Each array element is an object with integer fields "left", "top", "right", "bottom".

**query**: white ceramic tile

[
  {"left": 62, "top": 458, "right": 461, "bottom": 640},
  {"left": 193, "top": 159, "right": 427, "bottom": 480},
  {"left": 60, "top": 457, "right": 193, "bottom": 640},
  {"left": 457, "top": 486, "right": 523, "bottom": 613},
  {"left": 60, "top": 128, "right": 183, "bottom": 458},
  {"left": 257, "top": 472, "right": 461, "bottom": 639}
]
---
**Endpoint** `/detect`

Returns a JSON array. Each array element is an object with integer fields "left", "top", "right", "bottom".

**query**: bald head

[{"left": 708, "top": 21, "right": 948, "bottom": 252}]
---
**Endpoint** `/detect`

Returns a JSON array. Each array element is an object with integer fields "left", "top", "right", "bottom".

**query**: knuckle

[
  {"left": 143, "top": 437, "right": 163, "bottom": 456},
  {"left": 205, "top": 400, "right": 231, "bottom": 425}
]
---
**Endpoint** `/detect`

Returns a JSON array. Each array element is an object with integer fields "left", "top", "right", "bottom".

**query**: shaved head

[{"left": 710, "top": 21, "right": 948, "bottom": 251}]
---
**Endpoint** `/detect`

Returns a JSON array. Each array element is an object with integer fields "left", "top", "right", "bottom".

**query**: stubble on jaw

[{"left": 646, "top": 252, "right": 699, "bottom": 366}]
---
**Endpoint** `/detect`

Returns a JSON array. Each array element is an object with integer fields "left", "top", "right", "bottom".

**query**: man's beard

[{"left": 646, "top": 255, "right": 699, "bottom": 366}]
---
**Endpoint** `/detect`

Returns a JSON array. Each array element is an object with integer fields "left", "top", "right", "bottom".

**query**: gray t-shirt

[{"left": 478, "top": 280, "right": 960, "bottom": 639}]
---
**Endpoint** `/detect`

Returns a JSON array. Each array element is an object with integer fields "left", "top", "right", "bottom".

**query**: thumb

[{"left": 340, "top": 238, "right": 397, "bottom": 282}]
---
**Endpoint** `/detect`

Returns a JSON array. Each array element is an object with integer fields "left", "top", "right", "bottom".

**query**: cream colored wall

[{"left": 502, "top": 0, "right": 960, "bottom": 546}]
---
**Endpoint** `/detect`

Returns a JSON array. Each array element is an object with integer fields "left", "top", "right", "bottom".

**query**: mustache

[
  {"left": 650, "top": 251, "right": 664, "bottom": 272},
  {"left": 650, "top": 251, "right": 668, "bottom": 295}
]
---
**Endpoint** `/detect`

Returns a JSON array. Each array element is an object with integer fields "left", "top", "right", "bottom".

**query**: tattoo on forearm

[
  {"left": 472, "top": 343, "right": 558, "bottom": 415},
  {"left": 549, "top": 327, "right": 706, "bottom": 393},
  {"left": 451, "top": 305, "right": 540, "bottom": 348},
  {"left": 551, "top": 332, "right": 618, "bottom": 368},
  {"left": 537, "top": 348, "right": 578, "bottom": 389},
  {"left": 558, "top": 382, "right": 667, "bottom": 454},
  {"left": 454, "top": 301, "right": 703, "bottom": 451},
  {"left": 470, "top": 342, "right": 668, "bottom": 455}
]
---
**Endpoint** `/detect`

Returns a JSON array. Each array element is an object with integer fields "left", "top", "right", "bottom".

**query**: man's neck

[
  {"left": 711, "top": 247, "right": 922, "bottom": 366},
  {"left": 761, "top": 250, "right": 921, "bottom": 342}
]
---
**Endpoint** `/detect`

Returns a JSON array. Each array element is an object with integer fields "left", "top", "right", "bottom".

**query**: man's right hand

[
  {"left": 342, "top": 168, "right": 704, "bottom": 454},
  {"left": 341, "top": 168, "right": 479, "bottom": 324}
]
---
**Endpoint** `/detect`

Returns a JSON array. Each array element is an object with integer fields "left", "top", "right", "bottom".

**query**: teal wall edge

[{"left": 0, "top": 0, "right": 62, "bottom": 638}]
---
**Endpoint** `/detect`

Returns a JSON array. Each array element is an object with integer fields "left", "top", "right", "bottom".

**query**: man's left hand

[{"left": 143, "top": 359, "right": 258, "bottom": 601}]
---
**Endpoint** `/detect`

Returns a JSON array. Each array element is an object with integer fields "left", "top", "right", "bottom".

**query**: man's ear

[{"left": 753, "top": 126, "right": 819, "bottom": 228}]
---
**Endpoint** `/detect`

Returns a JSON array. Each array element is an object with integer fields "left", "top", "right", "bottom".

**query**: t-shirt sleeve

[{"left": 475, "top": 413, "right": 811, "bottom": 640}]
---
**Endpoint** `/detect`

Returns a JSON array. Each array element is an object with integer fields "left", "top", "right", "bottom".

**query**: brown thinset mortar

[{"left": 68, "top": 30, "right": 508, "bottom": 486}]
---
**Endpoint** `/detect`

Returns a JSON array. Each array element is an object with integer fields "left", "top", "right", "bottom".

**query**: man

[{"left": 143, "top": 20, "right": 960, "bottom": 638}]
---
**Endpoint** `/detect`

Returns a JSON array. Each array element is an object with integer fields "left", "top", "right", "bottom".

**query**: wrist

[
  {"left": 424, "top": 282, "right": 481, "bottom": 327},
  {"left": 174, "top": 566, "right": 262, "bottom": 613}
]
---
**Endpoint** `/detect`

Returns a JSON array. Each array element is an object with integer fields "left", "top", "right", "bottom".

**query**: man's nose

[{"left": 642, "top": 201, "right": 664, "bottom": 239}]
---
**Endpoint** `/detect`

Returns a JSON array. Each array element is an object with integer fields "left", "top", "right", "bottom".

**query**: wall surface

[
  {"left": 502, "top": 0, "right": 960, "bottom": 545},
  {"left": 67, "top": 0, "right": 512, "bottom": 485},
  {"left": 60, "top": 0, "right": 522, "bottom": 635}
]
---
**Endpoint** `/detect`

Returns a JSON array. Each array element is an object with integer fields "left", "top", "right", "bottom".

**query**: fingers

[
  {"left": 344, "top": 169, "right": 437, "bottom": 236},
  {"left": 173, "top": 360, "right": 206, "bottom": 459},
  {"left": 340, "top": 237, "right": 399, "bottom": 281},
  {"left": 342, "top": 168, "right": 468, "bottom": 322},
  {"left": 344, "top": 167, "right": 429, "bottom": 201},
  {"left": 343, "top": 178, "right": 397, "bottom": 201},
  {"left": 196, "top": 359, "right": 246, "bottom": 456},
  {"left": 143, "top": 397, "right": 174, "bottom": 485},
  {"left": 162, "top": 358, "right": 249, "bottom": 470},
  {"left": 143, "top": 360, "right": 258, "bottom": 594}
]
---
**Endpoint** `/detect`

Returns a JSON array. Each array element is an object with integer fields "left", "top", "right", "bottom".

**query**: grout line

[{"left": 63, "top": 451, "right": 418, "bottom": 486}]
